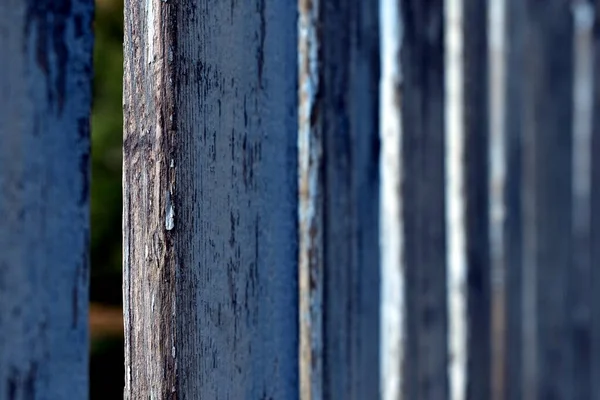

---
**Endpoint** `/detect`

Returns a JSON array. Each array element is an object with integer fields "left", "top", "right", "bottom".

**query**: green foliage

[{"left": 91, "top": 0, "right": 124, "bottom": 304}]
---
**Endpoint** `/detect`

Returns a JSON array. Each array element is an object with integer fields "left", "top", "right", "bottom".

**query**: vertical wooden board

[
  {"left": 591, "top": 2, "right": 600, "bottom": 397},
  {"left": 501, "top": 0, "right": 525, "bottom": 398},
  {"left": 399, "top": 1, "right": 448, "bottom": 399},
  {"left": 318, "top": 1, "right": 381, "bottom": 399},
  {"left": 123, "top": 0, "right": 297, "bottom": 398},
  {"left": 520, "top": 2, "right": 574, "bottom": 399},
  {"left": 462, "top": 1, "right": 491, "bottom": 398},
  {"left": 298, "top": 0, "right": 323, "bottom": 398},
  {"left": 379, "top": 0, "right": 404, "bottom": 398},
  {"left": 298, "top": 0, "right": 381, "bottom": 394},
  {"left": 0, "top": 0, "right": 93, "bottom": 399},
  {"left": 570, "top": 3, "right": 595, "bottom": 400}
]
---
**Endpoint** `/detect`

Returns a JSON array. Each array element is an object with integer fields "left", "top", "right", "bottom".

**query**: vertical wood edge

[
  {"left": 298, "top": 0, "right": 323, "bottom": 398},
  {"left": 379, "top": 0, "right": 404, "bottom": 398}
]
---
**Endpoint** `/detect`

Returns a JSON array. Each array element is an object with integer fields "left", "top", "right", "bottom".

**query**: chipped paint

[
  {"left": 298, "top": 0, "right": 323, "bottom": 398},
  {"left": 379, "top": 0, "right": 404, "bottom": 398},
  {"left": 165, "top": 190, "right": 175, "bottom": 231}
]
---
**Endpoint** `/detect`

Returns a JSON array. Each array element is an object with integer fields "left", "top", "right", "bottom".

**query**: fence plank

[
  {"left": 399, "top": 1, "right": 448, "bottom": 399},
  {"left": 298, "top": 0, "right": 380, "bottom": 399},
  {"left": 592, "top": 2, "right": 600, "bottom": 397},
  {"left": 379, "top": 0, "right": 404, "bottom": 398},
  {"left": 499, "top": 0, "right": 526, "bottom": 398},
  {"left": 570, "top": 3, "right": 595, "bottom": 399},
  {"left": 448, "top": 0, "right": 492, "bottom": 398},
  {"left": 513, "top": 2, "right": 575, "bottom": 399},
  {"left": 123, "top": 0, "right": 298, "bottom": 398},
  {"left": 0, "top": 0, "right": 93, "bottom": 398},
  {"left": 462, "top": 1, "right": 491, "bottom": 399}
]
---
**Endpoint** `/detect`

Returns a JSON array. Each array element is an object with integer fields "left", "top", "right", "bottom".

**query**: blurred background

[{"left": 89, "top": 0, "right": 124, "bottom": 398}]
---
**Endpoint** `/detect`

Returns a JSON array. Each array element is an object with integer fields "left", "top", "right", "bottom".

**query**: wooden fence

[{"left": 2, "top": 0, "right": 600, "bottom": 399}]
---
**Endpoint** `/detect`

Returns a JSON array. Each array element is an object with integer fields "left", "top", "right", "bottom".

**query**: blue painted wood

[
  {"left": 462, "top": 1, "right": 491, "bottom": 398},
  {"left": 123, "top": 0, "right": 298, "bottom": 398},
  {"left": 398, "top": 1, "right": 448, "bottom": 399},
  {"left": 0, "top": 0, "right": 93, "bottom": 399},
  {"left": 298, "top": 0, "right": 381, "bottom": 398}
]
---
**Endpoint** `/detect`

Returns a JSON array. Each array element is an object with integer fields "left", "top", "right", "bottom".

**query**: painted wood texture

[
  {"left": 399, "top": 1, "right": 448, "bottom": 398},
  {"left": 461, "top": 1, "right": 491, "bottom": 399},
  {"left": 0, "top": 0, "right": 93, "bottom": 399},
  {"left": 383, "top": 1, "right": 600, "bottom": 399},
  {"left": 299, "top": 0, "right": 380, "bottom": 399},
  {"left": 123, "top": 0, "right": 600, "bottom": 399},
  {"left": 504, "top": 2, "right": 576, "bottom": 399},
  {"left": 491, "top": 1, "right": 599, "bottom": 399},
  {"left": 123, "top": 0, "right": 297, "bottom": 398}
]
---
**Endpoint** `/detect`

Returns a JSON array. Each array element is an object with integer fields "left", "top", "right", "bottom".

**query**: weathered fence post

[
  {"left": 592, "top": 3, "right": 600, "bottom": 399},
  {"left": 502, "top": 1, "right": 598, "bottom": 399},
  {"left": 299, "top": 0, "right": 380, "bottom": 399},
  {"left": 0, "top": 1, "right": 93, "bottom": 398},
  {"left": 396, "top": 2, "right": 449, "bottom": 399},
  {"left": 123, "top": 0, "right": 297, "bottom": 398},
  {"left": 124, "top": 0, "right": 600, "bottom": 399}
]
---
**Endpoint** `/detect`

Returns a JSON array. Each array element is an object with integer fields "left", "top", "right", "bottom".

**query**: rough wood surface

[
  {"left": 298, "top": 0, "right": 380, "bottom": 398},
  {"left": 0, "top": 0, "right": 93, "bottom": 398},
  {"left": 123, "top": 0, "right": 297, "bottom": 398}
]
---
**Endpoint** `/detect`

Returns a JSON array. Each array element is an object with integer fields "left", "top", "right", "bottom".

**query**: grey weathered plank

[
  {"left": 123, "top": 0, "right": 297, "bottom": 398},
  {"left": 298, "top": 0, "right": 380, "bottom": 398},
  {"left": 399, "top": 1, "right": 448, "bottom": 399},
  {"left": 0, "top": 0, "right": 93, "bottom": 399}
]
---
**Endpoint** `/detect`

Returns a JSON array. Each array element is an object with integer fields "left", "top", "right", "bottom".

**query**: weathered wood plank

[
  {"left": 0, "top": 0, "right": 93, "bottom": 398},
  {"left": 298, "top": 0, "right": 380, "bottom": 398},
  {"left": 379, "top": 0, "right": 404, "bottom": 398},
  {"left": 399, "top": 1, "right": 448, "bottom": 399},
  {"left": 518, "top": 2, "right": 574, "bottom": 399},
  {"left": 444, "top": 0, "right": 492, "bottom": 398},
  {"left": 123, "top": 0, "right": 297, "bottom": 398},
  {"left": 499, "top": 0, "right": 526, "bottom": 398},
  {"left": 570, "top": 3, "right": 595, "bottom": 399},
  {"left": 592, "top": 4, "right": 600, "bottom": 399},
  {"left": 461, "top": 1, "right": 491, "bottom": 399}
]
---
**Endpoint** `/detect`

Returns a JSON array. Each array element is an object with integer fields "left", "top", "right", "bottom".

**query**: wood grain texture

[
  {"left": 298, "top": 0, "right": 380, "bottom": 398},
  {"left": 0, "top": 0, "right": 93, "bottom": 398},
  {"left": 123, "top": 0, "right": 297, "bottom": 398}
]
